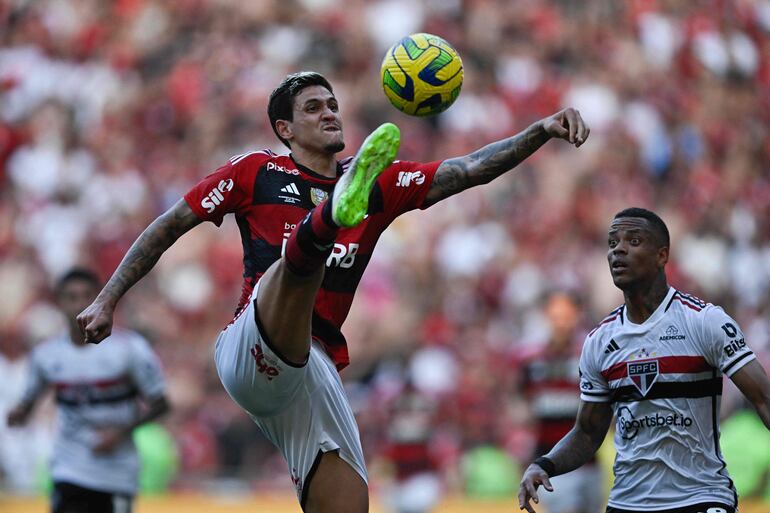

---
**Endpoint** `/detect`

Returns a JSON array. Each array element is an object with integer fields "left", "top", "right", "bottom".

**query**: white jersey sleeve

[
  {"left": 578, "top": 335, "right": 611, "bottom": 402},
  {"left": 700, "top": 305, "right": 755, "bottom": 377},
  {"left": 127, "top": 334, "right": 167, "bottom": 399},
  {"left": 20, "top": 347, "right": 48, "bottom": 405}
]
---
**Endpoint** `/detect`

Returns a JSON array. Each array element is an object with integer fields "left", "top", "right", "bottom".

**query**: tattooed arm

[
  {"left": 423, "top": 108, "right": 589, "bottom": 207},
  {"left": 77, "top": 199, "right": 202, "bottom": 344},
  {"left": 518, "top": 400, "right": 613, "bottom": 513}
]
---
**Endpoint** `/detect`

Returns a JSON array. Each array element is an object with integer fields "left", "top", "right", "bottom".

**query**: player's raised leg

[
  {"left": 255, "top": 122, "right": 400, "bottom": 364},
  {"left": 303, "top": 451, "right": 369, "bottom": 513}
]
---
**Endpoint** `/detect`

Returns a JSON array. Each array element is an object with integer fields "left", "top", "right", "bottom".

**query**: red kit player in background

[
  {"left": 78, "top": 72, "right": 590, "bottom": 513},
  {"left": 517, "top": 293, "right": 602, "bottom": 513}
]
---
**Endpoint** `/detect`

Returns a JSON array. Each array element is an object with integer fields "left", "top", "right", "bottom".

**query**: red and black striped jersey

[
  {"left": 184, "top": 150, "right": 440, "bottom": 370},
  {"left": 517, "top": 344, "right": 585, "bottom": 457}
]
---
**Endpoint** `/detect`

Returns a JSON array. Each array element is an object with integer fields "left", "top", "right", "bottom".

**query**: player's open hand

[
  {"left": 542, "top": 108, "right": 590, "bottom": 148},
  {"left": 518, "top": 463, "right": 554, "bottom": 513},
  {"left": 77, "top": 301, "right": 114, "bottom": 344}
]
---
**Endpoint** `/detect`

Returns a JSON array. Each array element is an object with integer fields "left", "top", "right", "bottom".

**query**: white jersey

[
  {"left": 21, "top": 329, "right": 166, "bottom": 495},
  {"left": 579, "top": 287, "right": 755, "bottom": 511}
]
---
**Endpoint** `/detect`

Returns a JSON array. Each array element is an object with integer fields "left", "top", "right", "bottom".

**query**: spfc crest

[
  {"left": 627, "top": 359, "right": 659, "bottom": 396},
  {"left": 310, "top": 187, "right": 328, "bottom": 206}
]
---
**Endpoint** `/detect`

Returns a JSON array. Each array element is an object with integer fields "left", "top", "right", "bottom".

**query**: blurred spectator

[{"left": 0, "top": 329, "right": 52, "bottom": 493}]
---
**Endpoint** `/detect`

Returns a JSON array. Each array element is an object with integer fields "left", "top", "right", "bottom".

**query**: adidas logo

[
  {"left": 280, "top": 183, "right": 300, "bottom": 195},
  {"left": 604, "top": 339, "right": 620, "bottom": 354}
]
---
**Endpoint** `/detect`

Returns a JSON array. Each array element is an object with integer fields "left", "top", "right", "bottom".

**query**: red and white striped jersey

[
  {"left": 579, "top": 287, "right": 755, "bottom": 511},
  {"left": 22, "top": 330, "right": 166, "bottom": 495}
]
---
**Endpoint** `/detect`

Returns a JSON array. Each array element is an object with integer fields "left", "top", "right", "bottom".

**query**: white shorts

[
  {"left": 213, "top": 288, "right": 367, "bottom": 502},
  {"left": 539, "top": 463, "right": 603, "bottom": 513},
  {"left": 386, "top": 472, "right": 442, "bottom": 513}
]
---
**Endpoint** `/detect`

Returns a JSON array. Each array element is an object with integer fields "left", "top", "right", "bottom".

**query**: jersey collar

[
  {"left": 623, "top": 286, "right": 676, "bottom": 329},
  {"left": 289, "top": 154, "right": 343, "bottom": 182}
]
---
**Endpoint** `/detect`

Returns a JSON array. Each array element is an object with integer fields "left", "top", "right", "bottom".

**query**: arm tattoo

[
  {"left": 96, "top": 199, "right": 201, "bottom": 306},
  {"left": 544, "top": 401, "right": 613, "bottom": 476},
  {"left": 424, "top": 121, "right": 550, "bottom": 206}
]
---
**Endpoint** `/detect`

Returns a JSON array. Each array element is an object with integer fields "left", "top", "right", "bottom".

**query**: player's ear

[
  {"left": 275, "top": 119, "right": 293, "bottom": 143},
  {"left": 657, "top": 245, "right": 669, "bottom": 268}
]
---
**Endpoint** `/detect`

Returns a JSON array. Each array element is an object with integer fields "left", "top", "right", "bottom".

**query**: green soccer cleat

[{"left": 332, "top": 122, "right": 401, "bottom": 228}]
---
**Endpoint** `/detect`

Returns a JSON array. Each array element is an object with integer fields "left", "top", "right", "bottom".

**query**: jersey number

[{"left": 720, "top": 323, "right": 737, "bottom": 338}]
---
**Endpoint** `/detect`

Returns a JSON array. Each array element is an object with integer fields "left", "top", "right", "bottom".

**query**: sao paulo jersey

[
  {"left": 579, "top": 287, "right": 755, "bottom": 511},
  {"left": 184, "top": 150, "right": 440, "bottom": 370},
  {"left": 22, "top": 329, "right": 166, "bottom": 495}
]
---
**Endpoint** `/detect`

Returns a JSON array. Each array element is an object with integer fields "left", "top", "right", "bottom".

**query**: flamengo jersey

[
  {"left": 519, "top": 345, "right": 585, "bottom": 457},
  {"left": 579, "top": 287, "right": 755, "bottom": 511},
  {"left": 21, "top": 330, "right": 166, "bottom": 495},
  {"left": 184, "top": 150, "right": 440, "bottom": 370}
]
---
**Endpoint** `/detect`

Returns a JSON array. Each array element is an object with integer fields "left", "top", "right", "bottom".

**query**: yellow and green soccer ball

[{"left": 381, "top": 33, "right": 464, "bottom": 117}]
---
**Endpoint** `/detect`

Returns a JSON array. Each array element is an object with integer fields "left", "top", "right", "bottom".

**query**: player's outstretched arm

[
  {"left": 423, "top": 108, "right": 589, "bottom": 207},
  {"left": 77, "top": 199, "right": 202, "bottom": 344},
  {"left": 518, "top": 400, "right": 611, "bottom": 513},
  {"left": 731, "top": 360, "right": 770, "bottom": 430}
]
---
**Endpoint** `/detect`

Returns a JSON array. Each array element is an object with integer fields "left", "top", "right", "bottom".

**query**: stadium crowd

[{"left": 1, "top": 0, "right": 770, "bottom": 503}]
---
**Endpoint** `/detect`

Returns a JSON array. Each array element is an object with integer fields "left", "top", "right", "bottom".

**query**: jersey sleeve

[
  {"left": 700, "top": 305, "right": 756, "bottom": 377},
  {"left": 127, "top": 334, "right": 167, "bottom": 399},
  {"left": 20, "top": 349, "right": 47, "bottom": 405},
  {"left": 183, "top": 153, "right": 263, "bottom": 226},
  {"left": 379, "top": 160, "right": 442, "bottom": 217},
  {"left": 578, "top": 336, "right": 611, "bottom": 402}
]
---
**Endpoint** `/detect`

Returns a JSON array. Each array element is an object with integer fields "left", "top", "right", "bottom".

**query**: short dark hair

[
  {"left": 268, "top": 72, "right": 334, "bottom": 149},
  {"left": 55, "top": 268, "right": 101, "bottom": 295},
  {"left": 613, "top": 207, "right": 670, "bottom": 248}
]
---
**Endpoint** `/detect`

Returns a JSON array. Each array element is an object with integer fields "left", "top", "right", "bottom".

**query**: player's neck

[
  {"left": 622, "top": 274, "right": 669, "bottom": 324},
  {"left": 290, "top": 147, "right": 338, "bottom": 178}
]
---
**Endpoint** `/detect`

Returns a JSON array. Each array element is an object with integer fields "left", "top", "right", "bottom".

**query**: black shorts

[
  {"left": 606, "top": 503, "right": 734, "bottom": 513},
  {"left": 52, "top": 481, "right": 133, "bottom": 513}
]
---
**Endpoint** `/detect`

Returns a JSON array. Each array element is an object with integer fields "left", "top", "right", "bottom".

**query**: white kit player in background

[
  {"left": 6, "top": 268, "right": 170, "bottom": 513},
  {"left": 518, "top": 208, "right": 770, "bottom": 513}
]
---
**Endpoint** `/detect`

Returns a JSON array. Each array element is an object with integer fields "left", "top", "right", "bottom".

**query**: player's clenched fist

[
  {"left": 77, "top": 301, "right": 114, "bottom": 344},
  {"left": 518, "top": 463, "right": 554, "bottom": 513},
  {"left": 542, "top": 107, "right": 590, "bottom": 147}
]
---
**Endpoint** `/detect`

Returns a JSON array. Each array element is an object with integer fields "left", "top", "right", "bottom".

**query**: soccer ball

[{"left": 381, "top": 33, "right": 464, "bottom": 117}]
